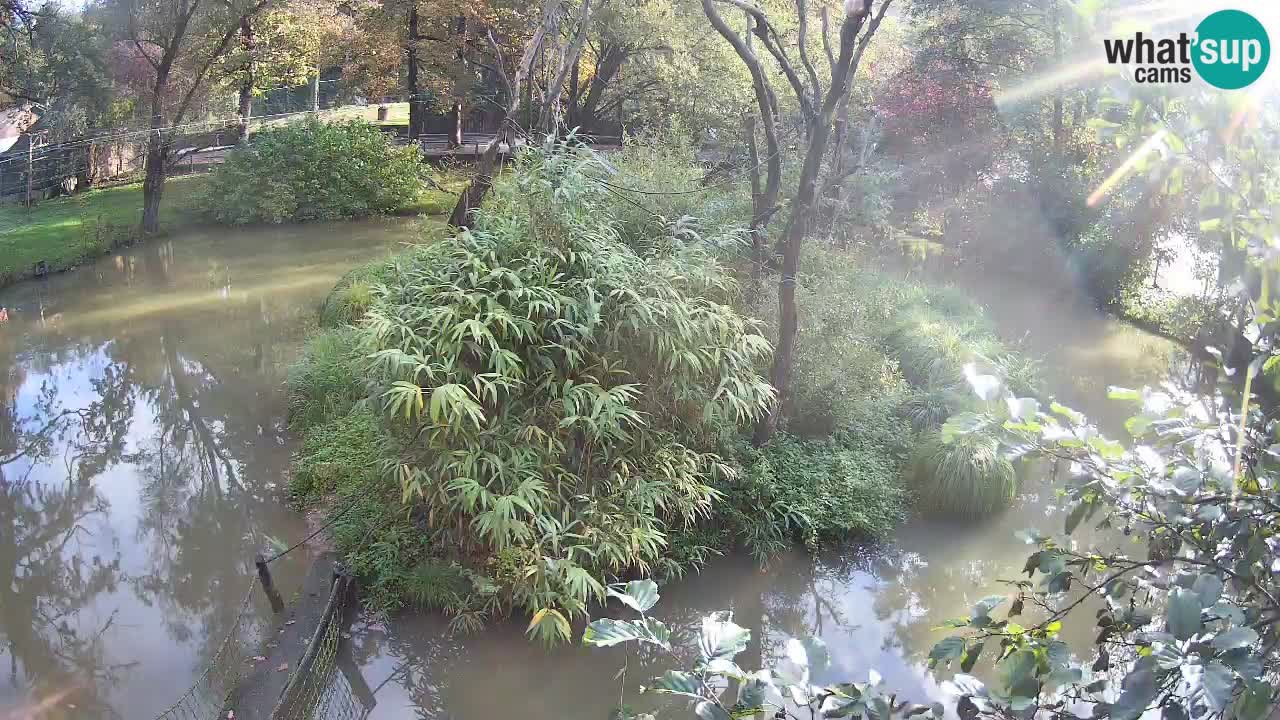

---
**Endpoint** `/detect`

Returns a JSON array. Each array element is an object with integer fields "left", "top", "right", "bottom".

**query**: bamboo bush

[{"left": 361, "top": 144, "right": 774, "bottom": 642}]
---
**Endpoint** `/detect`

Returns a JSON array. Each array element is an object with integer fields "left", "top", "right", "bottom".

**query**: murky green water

[
  {"left": 0, "top": 218, "right": 419, "bottom": 719},
  {"left": 1, "top": 223, "right": 1182, "bottom": 719}
]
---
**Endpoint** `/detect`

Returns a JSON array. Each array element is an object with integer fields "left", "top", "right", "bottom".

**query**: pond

[
  {"left": 1, "top": 225, "right": 1181, "bottom": 720},
  {"left": 0, "top": 218, "right": 421, "bottom": 719}
]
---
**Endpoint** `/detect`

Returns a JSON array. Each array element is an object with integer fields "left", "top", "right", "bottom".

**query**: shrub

[
  {"left": 290, "top": 406, "right": 384, "bottom": 501},
  {"left": 724, "top": 434, "right": 907, "bottom": 560},
  {"left": 358, "top": 144, "right": 774, "bottom": 642},
  {"left": 287, "top": 327, "right": 368, "bottom": 430},
  {"left": 908, "top": 430, "right": 1017, "bottom": 517},
  {"left": 597, "top": 127, "right": 752, "bottom": 255},
  {"left": 194, "top": 119, "right": 425, "bottom": 224},
  {"left": 319, "top": 260, "right": 397, "bottom": 328}
]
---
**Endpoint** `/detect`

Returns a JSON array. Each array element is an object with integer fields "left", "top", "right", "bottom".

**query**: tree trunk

[
  {"left": 406, "top": 3, "right": 423, "bottom": 139},
  {"left": 537, "top": 0, "right": 598, "bottom": 136},
  {"left": 447, "top": 2, "right": 555, "bottom": 227},
  {"left": 753, "top": 2, "right": 881, "bottom": 446},
  {"left": 703, "top": 0, "right": 782, "bottom": 260},
  {"left": 567, "top": 53, "right": 581, "bottom": 129},
  {"left": 1050, "top": 0, "right": 1063, "bottom": 155},
  {"left": 743, "top": 113, "right": 766, "bottom": 277},
  {"left": 449, "top": 101, "right": 463, "bottom": 147},
  {"left": 447, "top": 132, "right": 502, "bottom": 228},
  {"left": 572, "top": 44, "right": 625, "bottom": 133},
  {"left": 141, "top": 124, "right": 168, "bottom": 235},
  {"left": 235, "top": 17, "right": 256, "bottom": 144}
]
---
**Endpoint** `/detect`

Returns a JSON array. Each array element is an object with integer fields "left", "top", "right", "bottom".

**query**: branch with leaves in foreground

[{"left": 583, "top": 580, "right": 941, "bottom": 720}]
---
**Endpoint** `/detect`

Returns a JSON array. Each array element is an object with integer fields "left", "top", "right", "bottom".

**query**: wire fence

[
  {"left": 147, "top": 549, "right": 374, "bottom": 720},
  {"left": 150, "top": 579, "right": 265, "bottom": 720}
]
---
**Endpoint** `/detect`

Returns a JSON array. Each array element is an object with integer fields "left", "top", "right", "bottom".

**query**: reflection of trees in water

[
  {"left": 0, "top": 239, "right": 334, "bottom": 717},
  {"left": 0, "top": 471, "right": 127, "bottom": 718}
]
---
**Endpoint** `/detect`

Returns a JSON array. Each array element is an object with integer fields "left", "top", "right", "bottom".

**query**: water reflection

[{"left": 0, "top": 219, "right": 418, "bottom": 718}]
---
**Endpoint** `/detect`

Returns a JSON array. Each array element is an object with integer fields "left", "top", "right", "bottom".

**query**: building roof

[{"left": 0, "top": 106, "right": 40, "bottom": 155}]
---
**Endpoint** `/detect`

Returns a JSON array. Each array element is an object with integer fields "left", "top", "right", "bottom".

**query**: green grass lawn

[
  {"left": 0, "top": 163, "right": 463, "bottom": 288},
  {"left": 257, "top": 102, "right": 411, "bottom": 129},
  {"left": 0, "top": 175, "right": 203, "bottom": 284}
]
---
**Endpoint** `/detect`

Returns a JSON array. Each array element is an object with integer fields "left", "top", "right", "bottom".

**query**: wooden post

[
  {"left": 254, "top": 553, "right": 286, "bottom": 613},
  {"left": 25, "top": 136, "right": 34, "bottom": 209}
]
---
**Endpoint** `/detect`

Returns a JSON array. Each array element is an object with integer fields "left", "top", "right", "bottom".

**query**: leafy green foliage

[
  {"left": 907, "top": 431, "right": 1017, "bottom": 518},
  {"left": 286, "top": 327, "right": 369, "bottom": 430},
  {"left": 289, "top": 405, "right": 383, "bottom": 501},
  {"left": 194, "top": 120, "right": 425, "bottom": 224},
  {"left": 585, "top": 582, "right": 939, "bottom": 720},
  {"left": 319, "top": 260, "right": 398, "bottom": 328},
  {"left": 597, "top": 126, "right": 752, "bottom": 254},
  {"left": 359, "top": 144, "right": 773, "bottom": 638},
  {"left": 923, "top": 373, "right": 1280, "bottom": 718},
  {"left": 724, "top": 434, "right": 907, "bottom": 559}
]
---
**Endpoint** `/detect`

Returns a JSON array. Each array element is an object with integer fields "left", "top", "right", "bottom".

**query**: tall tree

[
  {"left": 702, "top": 0, "right": 892, "bottom": 444},
  {"left": 702, "top": 1, "right": 782, "bottom": 271},
  {"left": 446, "top": 0, "right": 597, "bottom": 228},
  {"left": 111, "top": 0, "right": 273, "bottom": 234},
  {"left": 0, "top": 3, "right": 108, "bottom": 138}
]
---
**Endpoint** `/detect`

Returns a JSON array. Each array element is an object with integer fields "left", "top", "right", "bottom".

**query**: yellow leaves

[{"left": 526, "top": 607, "right": 572, "bottom": 645}]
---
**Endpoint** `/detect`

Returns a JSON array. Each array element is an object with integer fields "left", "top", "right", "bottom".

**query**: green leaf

[
  {"left": 1192, "top": 574, "right": 1223, "bottom": 608},
  {"left": 1044, "top": 667, "right": 1082, "bottom": 692},
  {"left": 582, "top": 617, "right": 671, "bottom": 649},
  {"left": 1167, "top": 588, "right": 1202, "bottom": 640},
  {"left": 526, "top": 608, "right": 571, "bottom": 644},
  {"left": 694, "top": 701, "right": 730, "bottom": 720},
  {"left": 1211, "top": 626, "right": 1258, "bottom": 651},
  {"left": 1200, "top": 660, "right": 1234, "bottom": 712},
  {"left": 929, "top": 636, "right": 967, "bottom": 667},
  {"left": 1170, "top": 466, "right": 1202, "bottom": 494},
  {"left": 607, "top": 580, "right": 659, "bottom": 614},
  {"left": 1124, "top": 414, "right": 1153, "bottom": 437},
  {"left": 941, "top": 412, "right": 988, "bottom": 442},
  {"left": 1000, "top": 649, "right": 1037, "bottom": 694},
  {"left": 1047, "top": 641, "right": 1070, "bottom": 671},
  {"left": 699, "top": 614, "right": 750, "bottom": 661},
  {"left": 1234, "top": 681, "right": 1271, "bottom": 720},
  {"left": 651, "top": 670, "right": 703, "bottom": 699},
  {"left": 960, "top": 641, "right": 984, "bottom": 672},
  {"left": 1111, "top": 666, "right": 1158, "bottom": 720}
]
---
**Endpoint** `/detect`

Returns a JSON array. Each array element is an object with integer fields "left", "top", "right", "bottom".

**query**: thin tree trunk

[
  {"left": 235, "top": 17, "right": 256, "bottom": 144},
  {"left": 538, "top": 0, "right": 600, "bottom": 135},
  {"left": 448, "top": 9, "right": 555, "bottom": 227},
  {"left": 753, "top": 0, "right": 886, "bottom": 445},
  {"left": 449, "top": 101, "right": 463, "bottom": 147},
  {"left": 141, "top": 125, "right": 168, "bottom": 234},
  {"left": 567, "top": 53, "right": 581, "bottom": 128},
  {"left": 703, "top": 0, "right": 782, "bottom": 255},
  {"left": 743, "top": 111, "right": 764, "bottom": 276},
  {"left": 1051, "top": 0, "right": 1063, "bottom": 155},
  {"left": 407, "top": 3, "right": 423, "bottom": 139}
]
